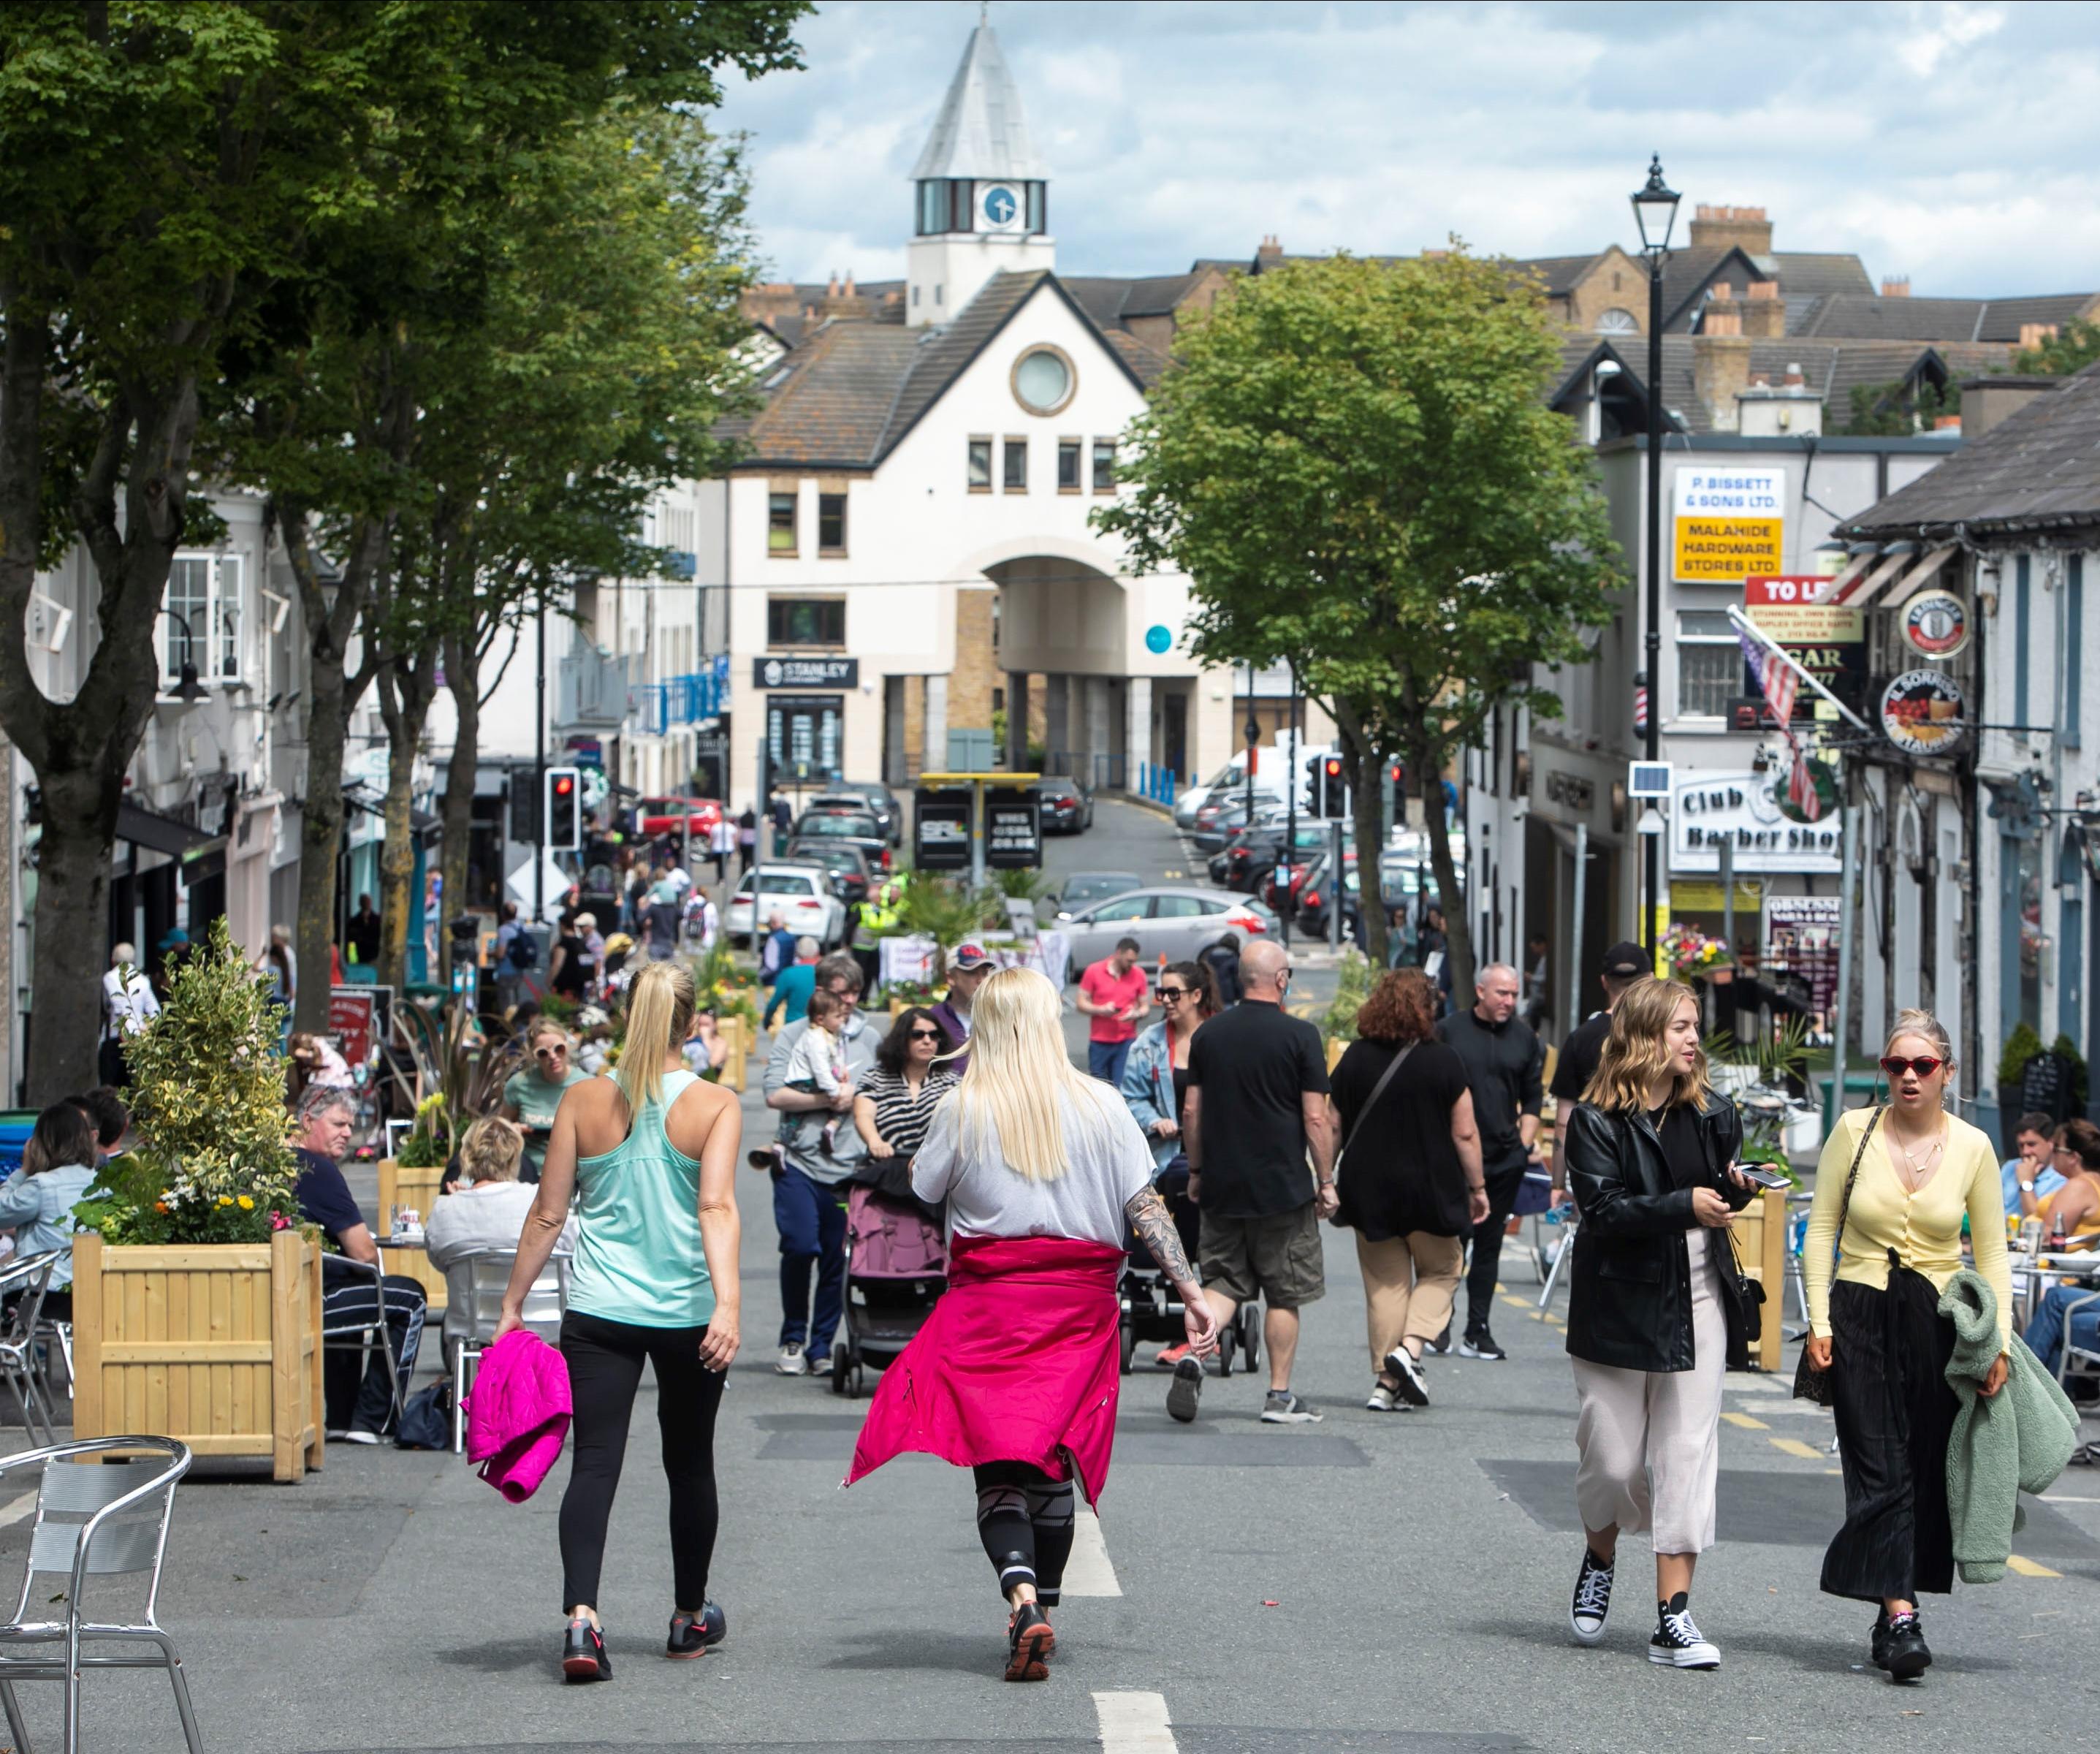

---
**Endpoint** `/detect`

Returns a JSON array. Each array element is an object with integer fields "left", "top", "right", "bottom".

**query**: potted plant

[{"left": 70, "top": 919, "right": 325, "bottom": 1481}]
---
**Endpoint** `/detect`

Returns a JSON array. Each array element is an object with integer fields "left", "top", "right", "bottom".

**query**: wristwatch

[{"left": 2021, "top": 1179, "right": 2036, "bottom": 1193}]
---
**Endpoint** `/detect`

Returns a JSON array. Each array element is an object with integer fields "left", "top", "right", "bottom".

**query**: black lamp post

[
  {"left": 1631, "top": 153, "right": 1681, "bottom": 959},
  {"left": 158, "top": 609, "right": 206, "bottom": 703}
]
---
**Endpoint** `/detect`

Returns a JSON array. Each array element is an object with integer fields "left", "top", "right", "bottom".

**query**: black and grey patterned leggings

[{"left": 973, "top": 1460, "right": 1076, "bottom": 1604}]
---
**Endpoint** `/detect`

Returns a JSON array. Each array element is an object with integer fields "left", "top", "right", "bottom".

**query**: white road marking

[
  {"left": 1095, "top": 1690, "right": 1178, "bottom": 1753},
  {"left": 1062, "top": 1510, "right": 1122, "bottom": 1597}
]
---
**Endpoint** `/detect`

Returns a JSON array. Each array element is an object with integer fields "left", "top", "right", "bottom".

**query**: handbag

[{"left": 1792, "top": 1104, "right": 1884, "bottom": 1405}]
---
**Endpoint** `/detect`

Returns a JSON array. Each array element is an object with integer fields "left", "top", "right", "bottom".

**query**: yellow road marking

[
  {"left": 2006, "top": 1554, "right": 2061, "bottom": 1579},
  {"left": 1500, "top": 1296, "right": 1532, "bottom": 1313},
  {"left": 1721, "top": 1412, "right": 1769, "bottom": 1430},
  {"left": 1769, "top": 1438, "right": 1822, "bottom": 1460}
]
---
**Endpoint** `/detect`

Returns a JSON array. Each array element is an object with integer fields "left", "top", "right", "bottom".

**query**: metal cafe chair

[
  {"left": 0, "top": 1435, "right": 202, "bottom": 1753},
  {"left": 2055, "top": 1283, "right": 2100, "bottom": 1467},
  {"left": 449, "top": 1247, "right": 570, "bottom": 1454},
  {"left": 319, "top": 1253, "right": 406, "bottom": 1432},
  {"left": 0, "top": 1254, "right": 62, "bottom": 1446}
]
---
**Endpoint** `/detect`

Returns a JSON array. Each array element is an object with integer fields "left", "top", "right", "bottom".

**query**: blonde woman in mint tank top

[{"left": 498, "top": 960, "right": 743, "bottom": 1685}]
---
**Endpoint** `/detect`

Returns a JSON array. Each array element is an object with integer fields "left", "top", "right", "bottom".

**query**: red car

[{"left": 638, "top": 796, "right": 725, "bottom": 838}]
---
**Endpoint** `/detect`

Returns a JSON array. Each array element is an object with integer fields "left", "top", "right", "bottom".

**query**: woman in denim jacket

[{"left": 1118, "top": 961, "right": 1216, "bottom": 1364}]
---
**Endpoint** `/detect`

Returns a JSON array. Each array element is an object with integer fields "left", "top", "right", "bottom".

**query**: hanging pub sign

[
  {"left": 1879, "top": 669, "right": 1966, "bottom": 756},
  {"left": 1898, "top": 588, "right": 1971, "bottom": 659},
  {"left": 913, "top": 788, "right": 971, "bottom": 870},
  {"left": 984, "top": 786, "right": 1043, "bottom": 870}
]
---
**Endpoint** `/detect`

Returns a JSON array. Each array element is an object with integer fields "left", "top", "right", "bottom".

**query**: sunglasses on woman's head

[{"left": 1880, "top": 1055, "right": 1942, "bottom": 1079}]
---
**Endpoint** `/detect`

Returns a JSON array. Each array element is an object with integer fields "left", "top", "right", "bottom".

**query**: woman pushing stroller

[{"left": 846, "top": 968, "right": 1217, "bottom": 1680}]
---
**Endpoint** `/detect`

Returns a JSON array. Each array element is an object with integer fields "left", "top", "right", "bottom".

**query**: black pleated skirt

[{"left": 1821, "top": 1266, "right": 1959, "bottom": 1603}]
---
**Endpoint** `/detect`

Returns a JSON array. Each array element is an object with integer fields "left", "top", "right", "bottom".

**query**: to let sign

[
  {"left": 1743, "top": 575, "right": 1865, "bottom": 720},
  {"left": 1674, "top": 468, "right": 1785, "bottom": 584}
]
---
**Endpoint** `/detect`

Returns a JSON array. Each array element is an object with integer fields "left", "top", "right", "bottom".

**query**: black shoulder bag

[{"left": 1792, "top": 1104, "right": 1884, "bottom": 1405}]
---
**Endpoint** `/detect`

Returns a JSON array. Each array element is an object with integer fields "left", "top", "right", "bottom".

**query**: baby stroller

[
  {"left": 832, "top": 1184, "right": 948, "bottom": 1398},
  {"left": 1116, "top": 1163, "right": 1261, "bottom": 1375}
]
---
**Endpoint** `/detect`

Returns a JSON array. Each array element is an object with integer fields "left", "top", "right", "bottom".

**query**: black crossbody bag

[{"left": 1792, "top": 1105, "right": 1884, "bottom": 1405}]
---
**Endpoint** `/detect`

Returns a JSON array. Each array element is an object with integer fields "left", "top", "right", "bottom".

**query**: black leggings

[
  {"left": 973, "top": 1461, "right": 1076, "bottom": 1605},
  {"left": 558, "top": 1310, "right": 726, "bottom": 1614}
]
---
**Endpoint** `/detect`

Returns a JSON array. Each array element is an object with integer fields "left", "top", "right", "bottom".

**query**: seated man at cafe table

[{"left": 292, "top": 1085, "right": 429, "bottom": 1444}]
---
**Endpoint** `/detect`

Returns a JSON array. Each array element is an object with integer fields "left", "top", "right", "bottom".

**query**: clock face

[{"left": 981, "top": 183, "right": 1019, "bottom": 229}]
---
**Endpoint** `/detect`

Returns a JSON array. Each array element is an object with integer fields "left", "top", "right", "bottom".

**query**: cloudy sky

[{"left": 718, "top": 0, "right": 2100, "bottom": 298}]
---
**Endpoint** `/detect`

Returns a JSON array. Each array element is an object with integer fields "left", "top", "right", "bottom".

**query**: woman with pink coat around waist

[{"left": 847, "top": 968, "right": 1217, "bottom": 1682}]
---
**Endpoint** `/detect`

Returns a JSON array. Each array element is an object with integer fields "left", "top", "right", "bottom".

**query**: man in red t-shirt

[{"left": 1076, "top": 935, "right": 1152, "bottom": 1085}]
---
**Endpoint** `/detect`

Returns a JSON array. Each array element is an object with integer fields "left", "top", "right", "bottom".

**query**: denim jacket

[{"left": 1119, "top": 1022, "right": 1180, "bottom": 1172}]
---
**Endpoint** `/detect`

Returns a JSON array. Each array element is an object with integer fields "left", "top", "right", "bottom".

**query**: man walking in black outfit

[
  {"left": 1546, "top": 941, "right": 1651, "bottom": 1204},
  {"left": 1435, "top": 962, "right": 1544, "bottom": 1360}
]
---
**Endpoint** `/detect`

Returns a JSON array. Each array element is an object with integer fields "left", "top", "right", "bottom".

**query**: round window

[{"left": 1013, "top": 347, "right": 1073, "bottom": 415}]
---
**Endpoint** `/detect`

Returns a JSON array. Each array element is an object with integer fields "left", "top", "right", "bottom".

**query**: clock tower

[{"left": 905, "top": 18, "right": 1053, "bottom": 329}]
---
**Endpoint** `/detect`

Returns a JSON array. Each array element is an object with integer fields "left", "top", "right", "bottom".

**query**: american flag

[
  {"left": 1787, "top": 744, "right": 1824, "bottom": 821},
  {"left": 1736, "top": 624, "right": 1799, "bottom": 727}
]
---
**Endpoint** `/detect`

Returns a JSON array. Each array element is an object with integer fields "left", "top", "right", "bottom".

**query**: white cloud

[{"left": 718, "top": 0, "right": 2098, "bottom": 297}]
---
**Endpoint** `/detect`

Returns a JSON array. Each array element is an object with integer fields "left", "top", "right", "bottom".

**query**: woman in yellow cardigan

[{"left": 1803, "top": 1009, "right": 2012, "bottom": 1682}]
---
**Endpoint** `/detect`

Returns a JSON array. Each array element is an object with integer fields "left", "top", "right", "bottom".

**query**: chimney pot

[
  {"left": 1748, "top": 280, "right": 1778, "bottom": 301},
  {"left": 1784, "top": 362, "right": 1806, "bottom": 386},
  {"left": 1882, "top": 276, "right": 1910, "bottom": 298}
]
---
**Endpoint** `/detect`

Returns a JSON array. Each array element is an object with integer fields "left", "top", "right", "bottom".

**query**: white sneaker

[
  {"left": 1649, "top": 1597, "right": 1720, "bottom": 1668},
  {"left": 776, "top": 1343, "right": 807, "bottom": 1376},
  {"left": 1569, "top": 1547, "right": 1613, "bottom": 1645},
  {"left": 1365, "top": 1383, "right": 1401, "bottom": 1411}
]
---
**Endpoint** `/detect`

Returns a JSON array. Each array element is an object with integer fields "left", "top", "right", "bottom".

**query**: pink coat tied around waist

[
  {"left": 463, "top": 1329, "right": 574, "bottom": 1502},
  {"left": 845, "top": 1232, "right": 1127, "bottom": 1507}
]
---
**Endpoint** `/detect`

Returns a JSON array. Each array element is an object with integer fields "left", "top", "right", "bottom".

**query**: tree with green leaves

[
  {"left": 1097, "top": 251, "right": 1618, "bottom": 995},
  {"left": 2013, "top": 317, "right": 2100, "bottom": 377}
]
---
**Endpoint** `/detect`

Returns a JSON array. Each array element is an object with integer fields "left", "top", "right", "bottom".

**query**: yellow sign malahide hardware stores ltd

[{"left": 1673, "top": 467, "right": 1785, "bottom": 583}]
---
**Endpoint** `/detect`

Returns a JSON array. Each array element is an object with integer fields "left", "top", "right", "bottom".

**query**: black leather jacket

[{"left": 1564, "top": 1095, "right": 1752, "bottom": 1373}]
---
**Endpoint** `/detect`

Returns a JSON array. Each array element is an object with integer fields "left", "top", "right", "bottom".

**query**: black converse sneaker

[
  {"left": 1648, "top": 1592, "right": 1719, "bottom": 1668},
  {"left": 1568, "top": 1547, "right": 1614, "bottom": 1645},
  {"left": 1383, "top": 1347, "right": 1431, "bottom": 1407}
]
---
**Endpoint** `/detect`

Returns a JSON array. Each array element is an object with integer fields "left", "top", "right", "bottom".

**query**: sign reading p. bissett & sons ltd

[
  {"left": 752, "top": 655, "right": 857, "bottom": 689},
  {"left": 1669, "top": 771, "right": 1841, "bottom": 875},
  {"left": 1673, "top": 467, "right": 1785, "bottom": 584}
]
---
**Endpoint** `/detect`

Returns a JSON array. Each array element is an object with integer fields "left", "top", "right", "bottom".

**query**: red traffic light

[
  {"left": 1323, "top": 757, "right": 1342, "bottom": 777},
  {"left": 554, "top": 775, "right": 574, "bottom": 795}
]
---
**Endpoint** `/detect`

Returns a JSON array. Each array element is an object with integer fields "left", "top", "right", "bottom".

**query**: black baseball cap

[{"left": 1601, "top": 941, "right": 1650, "bottom": 978}]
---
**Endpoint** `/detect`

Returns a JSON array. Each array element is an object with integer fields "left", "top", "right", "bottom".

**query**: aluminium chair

[
  {"left": 448, "top": 1247, "right": 571, "bottom": 1454},
  {"left": 318, "top": 1254, "right": 406, "bottom": 1433},
  {"left": 0, "top": 1254, "right": 62, "bottom": 1446},
  {"left": 0, "top": 1435, "right": 201, "bottom": 1753},
  {"left": 2055, "top": 1285, "right": 2100, "bottom": 1467}
]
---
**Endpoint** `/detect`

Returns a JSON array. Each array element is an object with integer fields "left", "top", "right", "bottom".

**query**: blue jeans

[
  {"left": 1088, "top": 1039, "right": 1133, "bottom": 1086},
  {"left": 2023, "top": 1281, "right": 2100, "bottom": 1376},
  {"left": 774, "top": 1161, "right": 846, "bottom": 1360}
]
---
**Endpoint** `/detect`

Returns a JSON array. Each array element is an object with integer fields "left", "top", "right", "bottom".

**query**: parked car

[
  {"left": 1174, "top": 756, "right": 1282, "bottom": 830},
  {"left": 785, "top": 839, "right": 872, "bottom": 906},
  {"left": 1032, "top": 775, "right": 1094, "bottom": 834},
  {"left": 1298, "top": 848, "right": 1448, "bottom": 941},
  {"left": 1220, "top": 821, "right": 1337, "bottom": 895},
  {"left": 1189, "top": 795, "right": 1290, "bottom": 852},
  {"left": 637, "top": 795, "right": 725, "bottom": 838},
  {"left": 1054, "top": 871, "right": 1144, "bottom": 914},
  {"left": 807, "top": 782, "right": 902, "bottom": 845},
  {"left": 1053, "top": 886, "right": 1274, "bottom": 980},
  {"left": 788, "top": 809, "right": 892, "bottom": 873},
  {"left": 725, "top": 863, "right": 848, "bottom": 950}
]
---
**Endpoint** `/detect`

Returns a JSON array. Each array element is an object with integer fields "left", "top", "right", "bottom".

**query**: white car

[{"left": 725, "top": 863, "right": 848, "bottom": 950}]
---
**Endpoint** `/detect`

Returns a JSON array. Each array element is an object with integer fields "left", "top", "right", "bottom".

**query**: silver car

[{"left": 1052, "top": 886, "right": 1276, "bottom": 981}]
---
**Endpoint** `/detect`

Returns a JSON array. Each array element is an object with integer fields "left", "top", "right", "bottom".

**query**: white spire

[{"left": 910, "top": 19, "right": 1045, "bottom": 183}]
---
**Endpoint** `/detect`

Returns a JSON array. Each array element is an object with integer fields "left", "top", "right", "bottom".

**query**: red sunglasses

[{"left": 1880, "top": 1055, "right": 1943, "bottom": 1079}]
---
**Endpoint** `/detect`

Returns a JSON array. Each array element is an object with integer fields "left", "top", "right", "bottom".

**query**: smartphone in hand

[{"left": 1735, "top": 1163, "right": 1791, "bottom": 1190}]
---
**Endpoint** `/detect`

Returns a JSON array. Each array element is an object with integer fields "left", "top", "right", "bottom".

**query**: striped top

[{"left": 859, "top": 1068, "right": 955, "bottom": 1161}]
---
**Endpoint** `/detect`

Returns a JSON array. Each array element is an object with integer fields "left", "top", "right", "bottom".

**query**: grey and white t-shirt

[{"left": 911, "top": 1082, "right": 1153, "bottom": 1247}]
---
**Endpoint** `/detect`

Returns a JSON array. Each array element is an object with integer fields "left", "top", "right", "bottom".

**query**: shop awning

[{"left": 115, "top": 802, "right": 227, "bottom": 887}]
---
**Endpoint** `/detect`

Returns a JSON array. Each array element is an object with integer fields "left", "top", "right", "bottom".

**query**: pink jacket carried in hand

[{"left": 463, "top": 1329, "right": 572, "bottom": 1502}]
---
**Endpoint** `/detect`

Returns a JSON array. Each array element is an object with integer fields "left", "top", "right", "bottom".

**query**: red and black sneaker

[
  {"left": 1004, "top": 1602, "right": 1053, "bottom": 1682},
  {"left": 666, "top": 1601, "right": 728, "bottom": 1660},
  {"left": 562, "top": 1618, "right": 612, "bottom": 1683}
]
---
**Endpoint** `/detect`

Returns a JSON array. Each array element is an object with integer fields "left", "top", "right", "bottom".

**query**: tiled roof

[
  {"left": 873, "top": 271, "right": 1052, "bottom": 457},
  {"left": 1659, "top": 245, "right": 1762, "bottom": 329},
  {"left": 1792, "top": 292, "right": 2100, "bottom": 343},
  {"left": 1841, "top": 366, "right": 2100, "bottom": 535},
  {"left": 1101, "top": 327, "right": 1170, "bottom": 388},
  {"left": 1972, "top": 293, "right": 2100, "bottom": 343},
  {"left": 1509, "top": 254, "right": 1605, "bottom": 296},
  {"left": 1765, "top": 252, "right": 1875, "bottom": 301}
]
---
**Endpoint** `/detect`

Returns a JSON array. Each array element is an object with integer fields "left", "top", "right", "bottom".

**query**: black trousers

[
  {"left": 558, "top": 1310, "right": 726, "bottom": 1614},
  {"left": 973, "top": 1461, "right": 1076, "bottom": 1605},
  {"left": 321, "top": 1261, "right": 427, "bottom": 1435},
  {"left": 1822, "top": 1268, "right": 1959, "bottom": 1603},
  {"left": 1464, "top": 1157, "right": 1529, "bottom": 1329}
]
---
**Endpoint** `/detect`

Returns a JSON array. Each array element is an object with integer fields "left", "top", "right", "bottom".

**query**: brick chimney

[
  {"left": 2019, "top": 322, "right": 2060, "bottom": 350},
  {"left": 1255, "top": 234, "right": 1284, "bottom": 271},
  {"left": 1960, "top": 374, "right": 2061, "bottom": 436},
  {"left": 1687, "top": 204, "right": 1773, "bottom": 255},
  {"left": 1694, "top": 325, "right": 1755, "bottom": 430},
  {"left": 1743, "top": 279, "right": 1786, "bottom": 338},
  {"left": 1882, "top": 276, "right": 1910, "bottom": 298}
]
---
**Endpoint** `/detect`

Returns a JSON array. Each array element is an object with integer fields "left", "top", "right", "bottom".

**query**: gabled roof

[
  {"left": 1508, "top": 253, "right": 1608, "bottom": 297},
  {"left": 1767, "top": 251, "right": 1875, "bottom": 302},
  {"left": 1841, "top": 366, "right": 2100, "bottom": 536},
  {"left": 910, "top": 23, "right": 1045, "bottom": 182},
  {"left": 1060, "top": 271, "right": 1213, "bottom": 324},
  {"left": 1792, "top": 291, "right": 2100, "bottom": 343},
  {"left": 1659, "top": 245, "right": 1768, "bottom": 330}
]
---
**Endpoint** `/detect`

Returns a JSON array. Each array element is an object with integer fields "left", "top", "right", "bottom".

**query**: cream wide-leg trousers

[{"left": 1570, "top": 1227, "right": 1727, "bottom": 1554}]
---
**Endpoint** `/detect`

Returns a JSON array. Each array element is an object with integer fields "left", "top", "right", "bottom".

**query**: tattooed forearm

[{"left": 1125, "top": 1185, "right": 1197, "bottom": 1285}]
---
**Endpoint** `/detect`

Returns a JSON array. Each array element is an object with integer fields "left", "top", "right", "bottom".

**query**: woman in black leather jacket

[{"left": 1559, "top": 977, "right": 1755, "bottom": 1671}]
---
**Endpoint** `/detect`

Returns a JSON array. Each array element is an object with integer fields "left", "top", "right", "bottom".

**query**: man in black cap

[{"left": 1547, "top": 941, "right": 1652, "bottom": 1203}]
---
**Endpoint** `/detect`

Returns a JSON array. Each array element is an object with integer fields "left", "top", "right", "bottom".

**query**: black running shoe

[
  {"left": 1166, "top": 1354, "right": 1203, "bottom": 1424},
  {"left": 1423, "top": 1322, "right": 1452, "bottom": 1356},
  {"left": 666, "top": 1601, "right": 727, "bottom": 1660},
  {"left": 1005, "top": 1602, "right": 1052, "bottom": 1681},
  {"left": 563, "top": 1618, "right": 612, "bottom": 1683},
  {"left": 1457, "top": 1326, "right": 1507, "bottom": 1361},
  {"left": 1870, "top": 1609, "right": 1891, "bottom": 1671},
  {"left": 1882, "top": 1611, "right": 1930, "bottom": 1681},
  {"left": 1384, "top": 1347, "right": 1431, "bottom": 1408}
]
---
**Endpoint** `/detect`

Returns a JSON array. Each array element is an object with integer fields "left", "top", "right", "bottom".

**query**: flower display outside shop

[
  {"left": 1662, "top": 921, "right": 1732, "bottom": 983},
  {"left": 75, "top": 919, "right": 303, "bottom": 1245}
]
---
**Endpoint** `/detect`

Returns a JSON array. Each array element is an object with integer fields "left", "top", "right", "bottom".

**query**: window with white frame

[
  {"left": 161, "top": 553, "right": 242, "bottom": 688},
  {"left": 1675, "top": 609, "right": 1739, "bottom": 719}
]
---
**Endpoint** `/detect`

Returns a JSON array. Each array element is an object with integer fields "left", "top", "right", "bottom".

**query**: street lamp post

[{"left": 1631, "top": 154, "right": 1681, "bottom": 960}]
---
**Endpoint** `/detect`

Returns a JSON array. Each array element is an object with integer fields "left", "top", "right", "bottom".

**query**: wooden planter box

[
  {"left": 375, "top": 1158, "right": 449, "bottom": 1311},
  {"left": 716, "top": 1014, "right": 750, "bottom": 1092},
  {"left": 71, "top": 1230, "right": 324, "bottom": 1482}
]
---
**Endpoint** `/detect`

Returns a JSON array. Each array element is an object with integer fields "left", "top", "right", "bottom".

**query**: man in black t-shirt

[
  {"left": 1548, "top": 941, "right": 1651, "bottom": 1203},
  {"left": 1174, "top": 938, "right": 1337, "bottom": 1428},
  {"left": 293, "top": 1087, "right": 427, "bottom": 1443}
]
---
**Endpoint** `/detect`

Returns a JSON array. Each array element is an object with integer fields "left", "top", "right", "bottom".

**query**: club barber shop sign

[{"left": 1669, "top": 772, "right": 1841, "bottom": 875}]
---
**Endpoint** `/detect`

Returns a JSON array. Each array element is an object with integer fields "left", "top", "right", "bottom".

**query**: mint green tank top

[{"left": 568, "top": 1070, "right": 715, "bottom": 1328}]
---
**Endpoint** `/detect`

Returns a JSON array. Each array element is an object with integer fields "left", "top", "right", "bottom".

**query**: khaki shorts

[{"left": 1198, "top": 1201, "right": 1325, "bottom": 1310}]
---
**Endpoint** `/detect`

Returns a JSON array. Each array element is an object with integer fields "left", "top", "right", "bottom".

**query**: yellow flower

[
  {"left": 237, "top": 1195, "right": 254, "bottom": 1210},
  {"left": 218, "top": 1195, "right": 233, "bottom": 1207}
]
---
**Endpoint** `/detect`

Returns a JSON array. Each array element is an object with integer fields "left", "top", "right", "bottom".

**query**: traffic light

[
  {"left": 545, "top": 767, "right": 581, "bottom": 851},
  {"left": 1320, "top": 755, "right": 1346, "bottom": 818}
]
